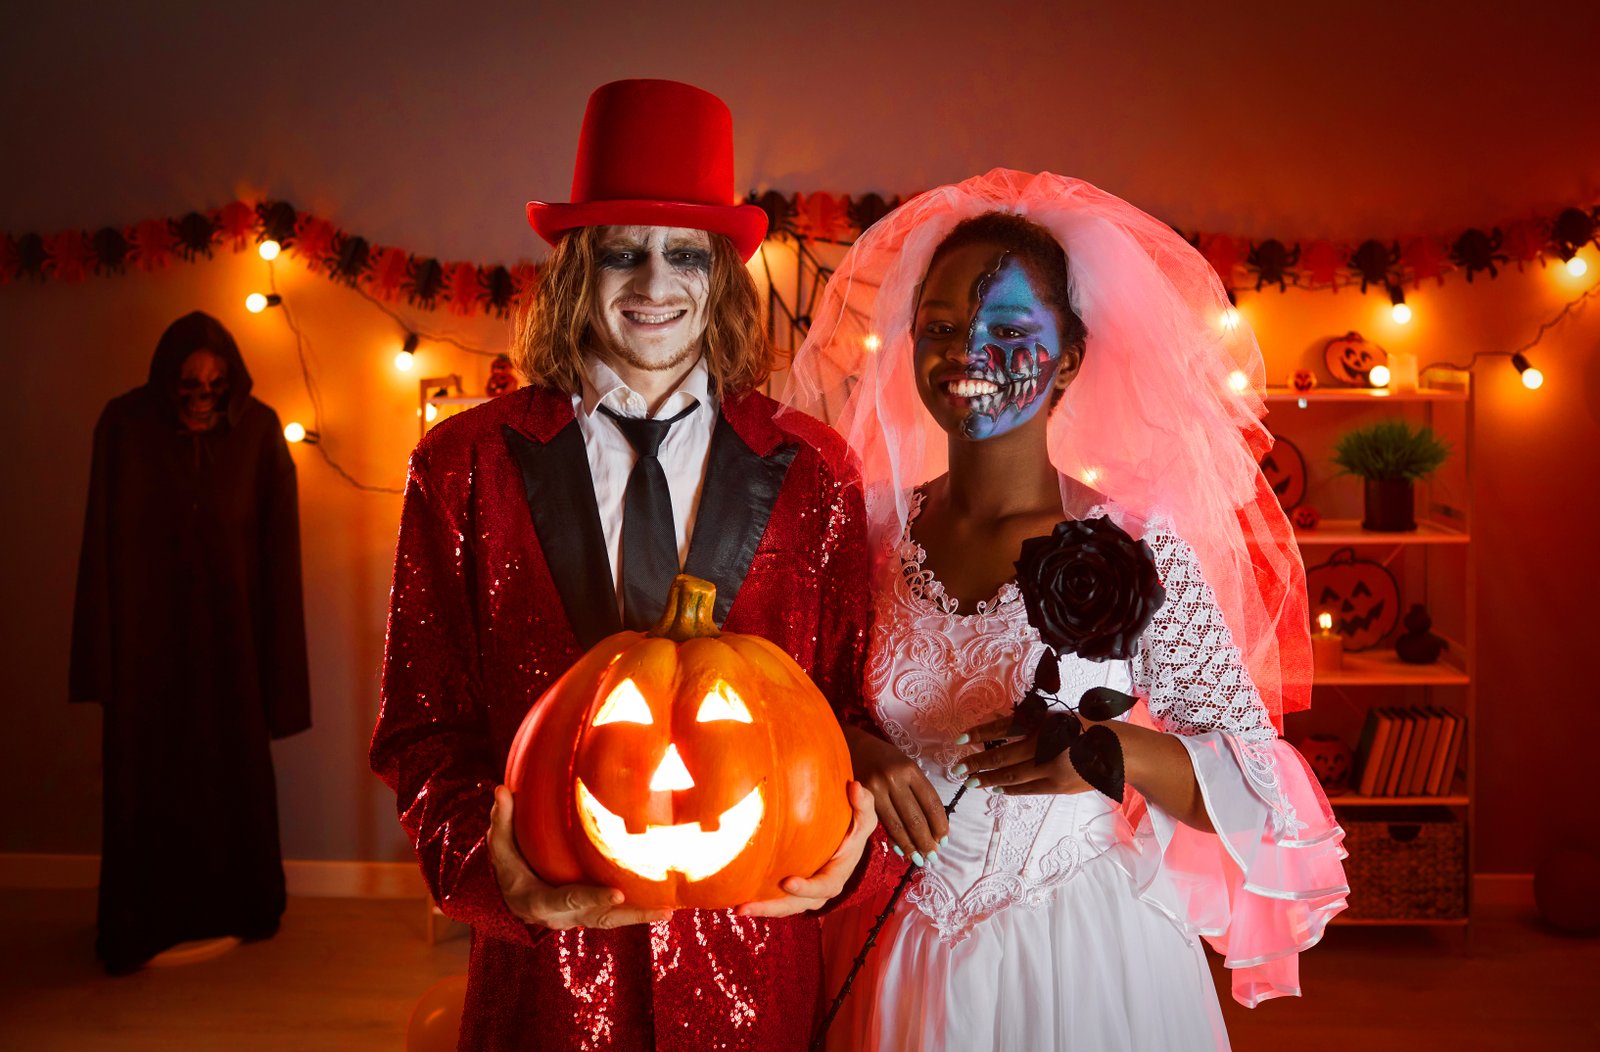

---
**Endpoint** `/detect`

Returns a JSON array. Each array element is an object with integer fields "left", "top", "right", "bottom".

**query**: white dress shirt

[{"left": 572, "top": 356, "right": 717, "bottom": 617}]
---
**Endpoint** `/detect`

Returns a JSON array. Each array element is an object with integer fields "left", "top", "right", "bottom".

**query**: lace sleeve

[{"left": 1131, "top": 523, "right": 1277, "bottom": 744}]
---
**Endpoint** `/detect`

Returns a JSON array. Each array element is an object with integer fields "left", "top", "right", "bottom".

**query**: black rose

[{"left": 1013, "top": 517, "right": 1166, "bottom": 661}]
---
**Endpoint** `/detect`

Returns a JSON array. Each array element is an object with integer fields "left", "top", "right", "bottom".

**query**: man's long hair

[{"left": 513, "top": 226, "right": 772, "bottom": 396}]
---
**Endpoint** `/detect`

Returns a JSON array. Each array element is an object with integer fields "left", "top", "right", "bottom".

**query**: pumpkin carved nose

[{"left": 649, "top": 744, "right": 695, "bottom": 792}]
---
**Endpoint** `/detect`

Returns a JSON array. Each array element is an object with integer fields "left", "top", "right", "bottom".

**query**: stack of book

[{"left": 1349, "top": 707, "right": 1466, "bottom": 798}]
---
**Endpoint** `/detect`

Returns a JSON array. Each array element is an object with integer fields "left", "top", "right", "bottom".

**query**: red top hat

[{"left": 527, "top": 79, "right": 769, "bottom": 260}]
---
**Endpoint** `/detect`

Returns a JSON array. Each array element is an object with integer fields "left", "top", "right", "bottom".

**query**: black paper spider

[
  {"left": 1350, "top": 240, "right": 1401, "bottom": 293},
  {"left": 171, "top": 212, "right": 218, "bottom": 261},
  {"left": 1248, "top": 239, "right": 1300, "bottom": 292},
  {"left": 407, "top": 257, "right": 444, "bottom": 307},
  {"left": 1450, "top": 228, "right": 1506, "bottom": 282}
]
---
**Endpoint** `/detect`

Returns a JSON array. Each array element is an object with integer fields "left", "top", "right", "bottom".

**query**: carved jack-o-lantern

[
  {"left": 1305, "top": 547, "right": 1401, "bottom": 652},
  {"left": 1322, "top": 331, "right": 1389, "bottom": 387},
  {"left": 506, "top": 576, "right": 852, "bottom": 909},
  {"left": 1259, "top": 434, "right": 1307, "bottom": 511}
]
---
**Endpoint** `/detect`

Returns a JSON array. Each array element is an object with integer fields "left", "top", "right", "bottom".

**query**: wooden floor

[{"left": 2, "top": 890, "right": 1597, "bottom": 1049}]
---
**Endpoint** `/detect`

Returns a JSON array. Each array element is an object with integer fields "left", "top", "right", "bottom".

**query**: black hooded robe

[{"left": 69, "top": 311, "right": 311, "bottom": 974}]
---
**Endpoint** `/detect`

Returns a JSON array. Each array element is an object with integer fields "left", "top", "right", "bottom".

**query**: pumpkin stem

[{"left": 649, "top": 575, "right": 722, "bottom": 641}]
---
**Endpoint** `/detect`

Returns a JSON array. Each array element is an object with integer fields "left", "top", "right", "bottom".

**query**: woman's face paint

[{"left": 914, "top": 242, "right": 1067, "bottom": 441}]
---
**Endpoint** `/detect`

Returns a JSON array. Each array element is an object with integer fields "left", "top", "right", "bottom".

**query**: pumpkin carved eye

[
  {"left": 696, "top": 681, "right": 753, "bottom": 724},
  {"left": 593, "top": 679, "right": 653, "bottom": 726}
]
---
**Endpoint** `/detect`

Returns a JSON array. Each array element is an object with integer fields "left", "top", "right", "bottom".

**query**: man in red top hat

[{"left": 371, "top": 79, "right": 896, "bottom": 1050}]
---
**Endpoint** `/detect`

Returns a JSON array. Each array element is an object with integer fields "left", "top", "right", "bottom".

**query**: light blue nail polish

[
  {"left": 951, "top": 763, "right": 968, "bottom": 778},
  {"left": 892, "top": 844, "right": 904, "bottom": 857},
  {"left": 954, "top": 733, "right": 970, "bottom": 745},
  {"left": 911, "top": 851, "right": 925, "bottom": 867},
  {"left": 964, "top": 777, "right": 979, "bottom": 789}
]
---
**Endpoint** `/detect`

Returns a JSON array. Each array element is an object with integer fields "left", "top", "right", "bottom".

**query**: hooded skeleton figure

[{"left": 70, "top": 311, "right": 311, "bottom": 974}]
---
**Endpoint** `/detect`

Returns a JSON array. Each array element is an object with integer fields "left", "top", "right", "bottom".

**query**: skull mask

[{"left": 176, "top": 349, "right": 230, "bottom": 431}]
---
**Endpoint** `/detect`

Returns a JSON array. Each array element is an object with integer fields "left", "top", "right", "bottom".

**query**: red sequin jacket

[{"left": 370, "top": 385, "right": 897, "bottom": 1051}]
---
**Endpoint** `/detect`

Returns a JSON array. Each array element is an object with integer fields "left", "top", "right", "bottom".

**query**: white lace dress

[{"left": 824, "top": 494, "right": 1348, "bottom": 1051}]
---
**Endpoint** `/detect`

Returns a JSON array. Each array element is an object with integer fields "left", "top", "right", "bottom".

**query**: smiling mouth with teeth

[
  {"left": 621, "top": 309, "right": 688, "bottom": 325},
  {"left": 942, "top": 342, "right": 1054, "bottom": 419}
]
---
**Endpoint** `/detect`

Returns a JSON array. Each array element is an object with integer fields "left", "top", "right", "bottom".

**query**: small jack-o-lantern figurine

[
  {"left": 1295, "top": 734, "right": 1352, "bottom": 795},
  {"left": 506, "top": 575, "right": 852, "bottom": 909},
  {"left": 1291, "top": 368, "right": 1317, "bottom": 393},
  {"left": 485, "top": 355, "right": 519, "bottom": 397}
]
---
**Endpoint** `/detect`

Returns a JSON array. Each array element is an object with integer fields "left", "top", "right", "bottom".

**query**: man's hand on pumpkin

[
  {"left": 734, "top": 780, "right": 877, "bottom": 918},
  {"left": 489, "top": 785, "right": 673, "bottom": 931}
]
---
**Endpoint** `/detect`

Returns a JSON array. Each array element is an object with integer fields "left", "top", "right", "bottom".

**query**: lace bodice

[{"left": 864, "top": 492, "right": 1290, "bottom": 944}]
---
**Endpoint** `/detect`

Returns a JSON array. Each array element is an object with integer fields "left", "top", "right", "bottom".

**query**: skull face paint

[
  {"left": 914, "top": 244, "right": 1067, "bottom": 441},
  {"left": 176, "top": 349, "right": 230, "bottom": 432}
]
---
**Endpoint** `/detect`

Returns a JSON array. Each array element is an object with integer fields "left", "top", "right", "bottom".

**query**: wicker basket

[{"left": 1342, "top": 807, "right": 1466, "bottom": 920}]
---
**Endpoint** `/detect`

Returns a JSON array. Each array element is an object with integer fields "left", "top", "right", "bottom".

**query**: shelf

[
  {"left": 1265, "top": 386, "right": 1468, "bottom": 404},
  {"left": 1328, "top": 794, "right": 1468, "bottom": 807},
  {"left": 1295, "top": 518, "right": 1468, "bottom": 546},
  {"left": 1314, "top": 643, "right": 1469, "bottom": 686}
]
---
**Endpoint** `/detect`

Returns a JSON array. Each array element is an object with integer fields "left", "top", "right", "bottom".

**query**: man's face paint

[{"left": 913, "top": 243, "right": 1066, "bottom": 441}]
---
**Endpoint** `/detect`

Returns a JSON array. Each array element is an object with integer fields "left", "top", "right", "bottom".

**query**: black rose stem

[{"left": 808, "top": 777, "right": 981, "bottom": 1052}]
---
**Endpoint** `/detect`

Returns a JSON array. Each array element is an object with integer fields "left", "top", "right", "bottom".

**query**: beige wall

[{"left": 3, "top": 0, "right": 1598, "bottom": 872}]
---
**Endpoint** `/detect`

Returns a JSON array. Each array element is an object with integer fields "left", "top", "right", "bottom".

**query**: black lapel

[
  {"left": 683, "top": 413, "right": 800, "bottom": 624},
  {"left": 502, "top": 422, "right": 622, "bottom": 648}
]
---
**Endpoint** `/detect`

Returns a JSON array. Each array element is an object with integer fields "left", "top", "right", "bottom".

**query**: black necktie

[{"left": 599, "top": 399, "right": 701, "bottom": 631}]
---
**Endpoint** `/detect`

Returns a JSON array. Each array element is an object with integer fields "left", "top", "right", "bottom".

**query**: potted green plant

[{"left": 1332, "top": 420, "right": 1450, "bottom": 531}]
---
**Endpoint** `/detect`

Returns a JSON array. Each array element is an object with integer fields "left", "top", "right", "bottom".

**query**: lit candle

[{"left": 1312, "top": 611, "right": 1343, "bottom": 672}]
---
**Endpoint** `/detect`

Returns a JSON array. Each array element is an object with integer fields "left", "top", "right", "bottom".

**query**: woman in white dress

[{"left": 784, "top": 171, "right": 1349, "bottom": 1051}]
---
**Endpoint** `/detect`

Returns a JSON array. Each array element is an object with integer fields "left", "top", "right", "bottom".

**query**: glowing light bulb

[
  {"left": 1391, "top": 302, "right": 1413, "bottom": 324},
  {"left": 1521, "top": 367, "right": 1544, "bottom": 390},
  {"left": 258, "top": 240, "right": 281, "bottom": 261},
  {"left": 284, "top": 422, "right": 307, "bottom": 443},
  {"left": 1220, "top": 307, "right": 1241, "bottom": 330},
  {"left": 424, "top": 402, "right": 439, "bottom": 422},
  {"left": 1227, "top": 370, "right": 1250, "bottom": 393},
  {"left": 1567, "top": 256, "right": 1589, "bottom": 278},
  {"left": 394, "top": 350, "right": 416, "bottom": 372},
  {"left": 1369, "top": 364, "right": 1391, "bottom": 387},
  {"left": 245, "top": 292, "right": 268, "bottom": 313},
  {"left": 863, "top": 333, "right": 882, "bottom": 352}
]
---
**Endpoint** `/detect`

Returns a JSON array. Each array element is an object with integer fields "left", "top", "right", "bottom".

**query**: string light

[
  {"left": 245, "top": 292, "right": 282, "bottom": 313},
  {"left": 1387, "top": 284, "right": 1412, "bottom": 324},
  {"left": 258, "top": 240, "right": 281, "bottom": 261},
  {"left": 1511, "top": 352, "right": 1544, "bottom": 390},
  {"left": 394, "top": 331, "right": 420, "bottom": 372},
  {"left": 1368, "top": 364, "right": 1392, "bottom": 387}
]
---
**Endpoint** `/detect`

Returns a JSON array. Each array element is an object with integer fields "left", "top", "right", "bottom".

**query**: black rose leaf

[
  {"left": 1014, "top": 517, "right": 1167, "bottom": 662},
  {"left": 1068, "top": 725, "right": 1125, "bottom": 802},
  {"left": 1032, "top": 650, "right": 1062, "bottom": 695},
  {"left": 1078, "top": 686, "right": 1139, "bottom": 723},
  {"left": 1011, "top": 690, "right": 1049, "bottom": 735},
  {"left": 1034, "top": 711, "right": 1082, "bottom": 765}
]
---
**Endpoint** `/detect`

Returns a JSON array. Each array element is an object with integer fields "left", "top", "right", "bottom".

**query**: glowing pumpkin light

[{"left": 505, "top": 575, "right": 853, "bottom": 909}]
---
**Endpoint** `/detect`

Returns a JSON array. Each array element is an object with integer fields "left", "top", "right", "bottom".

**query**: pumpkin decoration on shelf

[
  {"left": 1305, "top": 547, "right": 1401, "bottom": 651},
  {"left": 1322, "top": 330, "right": 1388, "bottom": 387},
  {"left": 505, "top": 575, "right": 852, "bottom": 909},
  {"left": 1259, "top": 434, "right": 1307, "bottom": 511}
]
